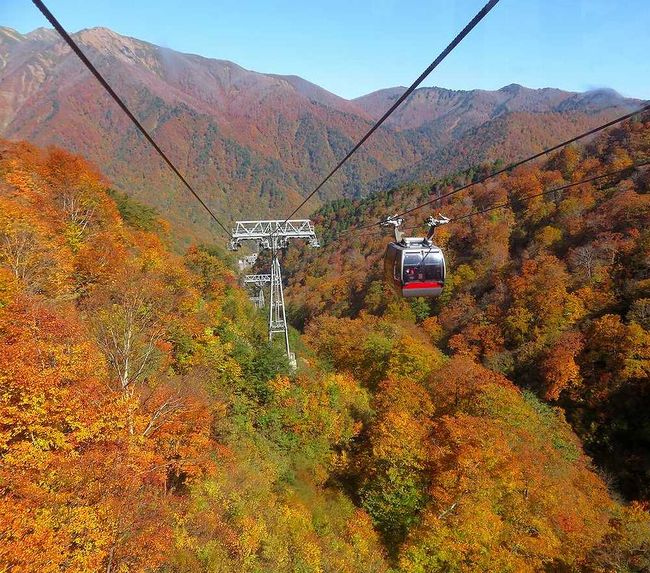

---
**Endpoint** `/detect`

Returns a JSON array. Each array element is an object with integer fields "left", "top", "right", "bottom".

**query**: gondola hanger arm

[
  {"left": 380, "top": 215, "right": 405, "bottom": 243},
  {"left": 425, "top": 213, "right": 450, "bottom": 242}
]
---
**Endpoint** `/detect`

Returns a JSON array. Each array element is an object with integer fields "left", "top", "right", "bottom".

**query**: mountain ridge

[{"left": 0, "top": 25, "right": 641, "bottom": 245}]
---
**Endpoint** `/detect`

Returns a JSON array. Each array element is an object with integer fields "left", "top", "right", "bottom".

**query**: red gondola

[{"left": 382, "top": 215, "right": 449, "bottom": 298}]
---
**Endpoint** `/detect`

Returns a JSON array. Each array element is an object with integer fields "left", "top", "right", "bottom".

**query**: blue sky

[{"left": 2, "top": 0, "right": 649, "bottom": 100}]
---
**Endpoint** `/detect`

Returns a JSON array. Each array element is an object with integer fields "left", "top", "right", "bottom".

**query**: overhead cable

[
  {"left": 358, "top": 160, "right": 649, "bottom": 237},
  {"left": 450, "top": 160, "right": 650, "bottom": 223},
  {"left": 339, "top": 103, "right": 650, "bottom": 238},
  {"left": 280, "top": 0, "right": 501, "bottom": 223},
  {"left": 32, "top": 0, "right": 231, "bottom": 237},
  {"left": 394, "top": 103, "right": 650, "bottom": 219}
]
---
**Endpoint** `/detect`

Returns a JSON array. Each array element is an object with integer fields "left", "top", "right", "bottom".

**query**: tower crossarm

[
  {"left": 228, "top": 220, "right": 320, "bottom": 250},
  {"left": 243, "top": 274, "right": 271, "bottom": 287}
]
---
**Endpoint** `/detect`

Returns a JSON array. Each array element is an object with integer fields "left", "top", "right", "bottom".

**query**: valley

[{"left": 1, "top": 13, "right": 649, "bottom": 572}]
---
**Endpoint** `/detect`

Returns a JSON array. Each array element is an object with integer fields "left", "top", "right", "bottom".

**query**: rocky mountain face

[{"left": 0, "top": 25, "right": 641, "bottom": 244}]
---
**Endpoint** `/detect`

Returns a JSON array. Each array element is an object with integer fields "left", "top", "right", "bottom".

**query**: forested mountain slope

[
  {"left": 284, "top": 114, "right": 650, "bottom": 506},
  {"left": 0, "top": 140, "right": 387, "bottom": 572},
  {"left": 0, "top": 25, "right": 640, "bottom": 245},
  {"left": 1, "top": 138, "right": 649, "bottom": 571}
]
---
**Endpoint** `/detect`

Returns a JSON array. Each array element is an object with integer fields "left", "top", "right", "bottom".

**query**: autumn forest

[
  {"left": 0, "top": 2, "right": 649, "bottom": 568},
  {"left": 1, "top": 105, "right": 649, "bottom": 572}
]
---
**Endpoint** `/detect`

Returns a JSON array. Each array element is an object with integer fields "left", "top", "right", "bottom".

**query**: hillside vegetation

[
  {"left": 284, "top": 115, "right": 650, "bottom": 507},
  {"left": 0, "top": 141, "right": 386, "bottom": 572},
  {"left": 1, "top": 134, "right": 649, "bottom": 571}
]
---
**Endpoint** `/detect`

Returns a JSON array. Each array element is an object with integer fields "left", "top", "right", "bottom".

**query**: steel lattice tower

[
  {"left": 229, "top": 220, "right": 320, "bottom": 368},
  {"left": 243, "top": 274, "right": 270, "bottom": 309}
]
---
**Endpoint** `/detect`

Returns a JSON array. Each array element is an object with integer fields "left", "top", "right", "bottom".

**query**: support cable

[
  {"left": 32, "top": 0, "right": 231, "bottom": 237},
  {"left": 450, "top": 160, "right": 650, "bottom": 223},
  {"left": 280, "top": 0, "right": 501, "bottom": 223},
  {"left": 393, "top": 104, "right": 650, "bottom": 219},
  {"left": 341, "top": 103, "right": 650, "bottom": 237},
  {"left": 359, "top": 160, "right": 649, "bottom": 237}
]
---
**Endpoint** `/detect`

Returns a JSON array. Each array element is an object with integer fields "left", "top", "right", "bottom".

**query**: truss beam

[
  {"left": 243, "top": 274, "right": 270, "bottom": 309},
  {"left": 243, "top": 274, "right": 271, "bottom": 286},
  {"left": 229, "top": 220, "right": 320, "bottom": 251}
]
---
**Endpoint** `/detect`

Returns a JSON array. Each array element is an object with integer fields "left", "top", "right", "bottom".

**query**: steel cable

[{"left": 32, "top": 0, "right": 232, "bottom": 237}]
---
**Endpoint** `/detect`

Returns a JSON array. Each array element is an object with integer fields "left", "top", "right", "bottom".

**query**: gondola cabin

[{"left": 383, "top": 238, "right": 446, "bottom": 297}]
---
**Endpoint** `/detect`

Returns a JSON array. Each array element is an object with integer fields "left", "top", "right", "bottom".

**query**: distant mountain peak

[
  {"left": 585, "top": 86, "right": 624, "bottom": 98},
  {"left": 25, "top": 27, "right": 59, "bottom": 41},
  {"left": 76, "top": 26, "right": 125, "bottom": 39},
  {"left": 73, "top": 26, "right": 142, "bottom": 49},
  {"left": 502, "top": 82, "right": 523, "bottom": 89},
  {"left": 353, "top": 86, "right": 407, "bottom": 102},
  {"left": 0, "top": 26, "right": 25, "bottom": 42}
]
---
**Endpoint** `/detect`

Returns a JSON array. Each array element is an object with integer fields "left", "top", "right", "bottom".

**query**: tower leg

[{"left": 268, "top": 254, "right": 296, "bottom": 369}]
